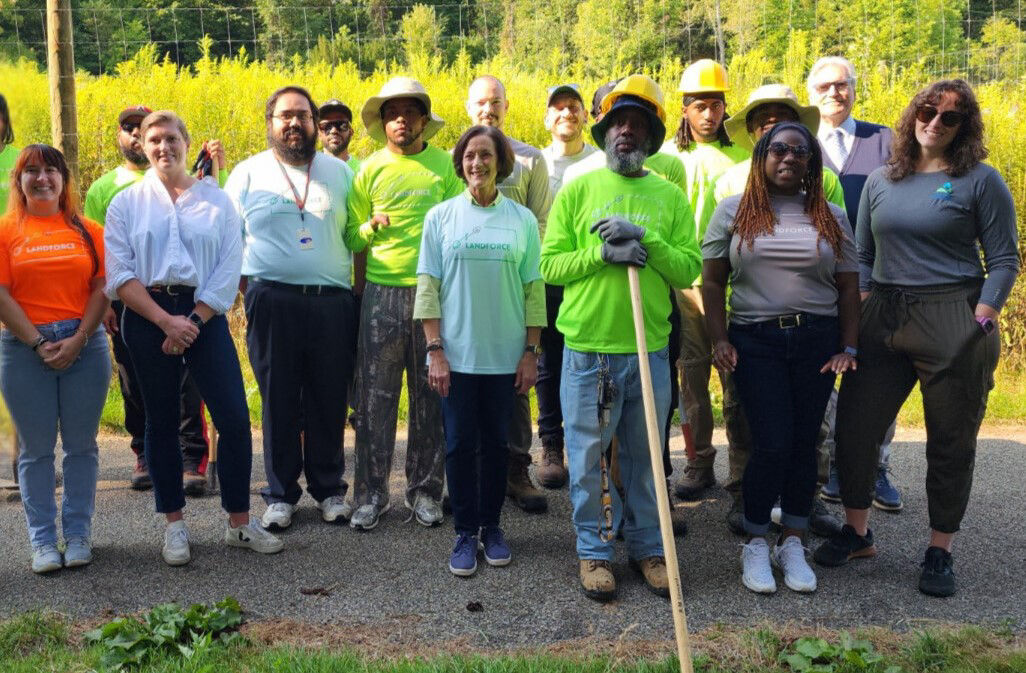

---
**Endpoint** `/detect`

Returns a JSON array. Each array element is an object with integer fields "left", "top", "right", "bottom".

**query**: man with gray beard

[{"left": 540, "top": 75, "right": 700, "bottom": 601}]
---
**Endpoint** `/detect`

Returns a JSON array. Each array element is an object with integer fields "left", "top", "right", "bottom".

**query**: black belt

[
  {"left": 249, "top": 277, "right": 347, "bottom": 296},
  {"left": 147, "top": 284, "right": 195, "bottom": 295},
  {"left": 734, "top": 313, "right": 835, "bottom": 330}
]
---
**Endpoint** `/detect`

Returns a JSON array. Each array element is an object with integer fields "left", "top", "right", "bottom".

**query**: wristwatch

[
  {"left": 524, "top": 344, "right": 541, "bottom": 356},
  {"left": 975, "top": 316, "right": 996, "bottom": 335},
  {"left": 843, "top": 346, "right": 858, "bottom": 358},
  {"left": 426, "top": 342, "right": 444, "bottom": 353},
  {"left": 187, "top": 312, "right": 204, "bottom": 328},
  {"left": 31, "top": 335, "right": 48, "bottom": 352}
]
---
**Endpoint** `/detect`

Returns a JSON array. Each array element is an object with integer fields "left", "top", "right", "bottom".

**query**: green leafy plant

[
  {"left": 778, "top": 633, "right": 902, "bottom": 673},
  {"left": 83, "top": 597, "right": 244, "bottom": 670}
]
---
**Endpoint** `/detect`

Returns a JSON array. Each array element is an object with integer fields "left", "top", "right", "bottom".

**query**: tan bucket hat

[
  {"left": 361, "top": 76, "right": 445, "bottom": 144},
  {"left": 723, "top": 84, "right": 820, "bottom": 152}
]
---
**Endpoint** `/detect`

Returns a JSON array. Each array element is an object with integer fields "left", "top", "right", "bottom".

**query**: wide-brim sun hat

[
  {"left": 723, "top": 84, "right": 820, "bottom": 152},
  {"left": 361, "top": 76, "right": 445, "bottom": 144},
  {"left": 590, "top": 74, "right": 667, "bottom": 157}
]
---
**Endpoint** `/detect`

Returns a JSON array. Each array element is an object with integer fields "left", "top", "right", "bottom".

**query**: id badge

[{"left": 297, "top": 227, "right": 314, "bottom": 250}]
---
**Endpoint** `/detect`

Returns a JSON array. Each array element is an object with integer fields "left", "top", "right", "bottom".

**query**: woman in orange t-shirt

[{"left": 0, "top": 144, "right": 111, "bottom": 574}]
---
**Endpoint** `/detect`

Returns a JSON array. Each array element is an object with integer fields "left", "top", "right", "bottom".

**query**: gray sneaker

[
  {"left": 318, "top": 495, "right": 354, "bottom": 523},
  {"left": 350, "top": 497, "right": 391, "bottom": 531},
  {"left": 406, "top": 493, "right": 443, "bottom": 527},
  {"left": 63, "top": 537, "right": 92, "bottom": 568},
  {"left": 32, "top": 544, "right": 62, "bottom": 574}
]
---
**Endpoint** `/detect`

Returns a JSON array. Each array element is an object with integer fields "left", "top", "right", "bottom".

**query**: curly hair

[
  {"left": 885, "top": 79, "right": 987, "bottom": 181},
  {"left": 732, "top": 122, "right": 846, "bottom": 258}
]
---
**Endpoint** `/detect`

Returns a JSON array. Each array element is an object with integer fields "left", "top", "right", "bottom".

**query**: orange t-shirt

[{"left": 0, "top": 212, "right": 106, "bottom": 324}]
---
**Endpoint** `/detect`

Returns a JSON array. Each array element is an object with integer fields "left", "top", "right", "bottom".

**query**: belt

[
  {"left": 735, "top": 313, "right": 833, "bottom": 330},
  {"left": 147, "top": 284, "right": 195, "bottom": 295},
  {"left": 249, "top": 277, "right": 347, "bottom": 296}
]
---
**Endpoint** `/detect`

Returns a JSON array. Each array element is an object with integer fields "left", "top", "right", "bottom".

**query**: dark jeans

[
  {"left": 244, "top": 280, "right": 356, "bottom": 505},
  {"left": 729, "top": 315, "right": 839, "bottom": 535},
  {"left": 111, "top": 300, "right": 209, "bottom": 472},
  {"left": 536, "top": 284, "right": 565, "bottom": 445},
  {"left": 663, "top": 290, "right": 680, "bottom": 478},
  {"left": 443, "top": 372, "right": 515, "bottom": 534},
  {"left": 121, "top": 290, "right": 252, "bottom": 514}
]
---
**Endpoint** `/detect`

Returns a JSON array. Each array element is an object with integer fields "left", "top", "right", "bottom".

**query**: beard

[
  {"left": 604, "top": 139, "right": 647, "bottom": 175},
  {"left": 390, "top": 127, "right": 423, "bottom": 148},
  {"left": 120, "top": 143, "right": 148, "bottom": 166},
  {"left": 269, "top": 126, "right": 316, "bottom": 163},
  {"left": 323, "top": 135, "right": 349, "bottom": 156}
]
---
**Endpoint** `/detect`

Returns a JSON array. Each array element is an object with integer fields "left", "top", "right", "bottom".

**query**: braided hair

[
  {"left": 731, "top": 122, "right": 845, "bottom": 258},
  {"left": 673, "top": 94, "right": 733, "bottom": 151}
]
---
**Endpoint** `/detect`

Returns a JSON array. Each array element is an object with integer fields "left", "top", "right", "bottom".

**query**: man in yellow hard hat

[
  {"left": 541, "top": 75, "right": 701, "bottom": 602},
  {"left": 661, "top": 60, "right": 752, "bottom": 507}
]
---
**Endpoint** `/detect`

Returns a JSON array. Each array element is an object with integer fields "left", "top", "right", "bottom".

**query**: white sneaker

[
  {"left": 772, "top": 535, "right": 817, "bottom": 592},
  {"left": 225, "top": 520, "right": 284, "bottom": 554},
  {"left": 405, "top": 493, "right": 443, "bottom": 527},
  {"left": 162, "top": 521, "right": 191, "bottom": 566},
  {"left": 261, "top": 502, "right": 295, "bottom": 530},
  {"left": 318, "top": 495, "right": 353, "bottom": 523},
  {"left": 31, "top": 544, "right": 63, "bottom": 574},
  {"left": 741, "top": 537, "right": 777, "bottom": 594}
]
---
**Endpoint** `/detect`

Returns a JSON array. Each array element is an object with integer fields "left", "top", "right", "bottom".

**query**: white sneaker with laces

[
  {"left": 225, "top": 520, "right": 284, "bottom": 554},
  {"left": 741, "top": 537, "right": 777, "bottom": 594},
  {"left": 772, "top": 535, "right": 817, "bottom": 592},
  {"left": 318, "top": 495, "right": 353, "bottom": 523},
  {"left": 261, "top": 502, "right": 295, "bottom": 530},
  {"left": 162, "top": 521, "right": 191, "bottom": 566},
  {"left": 405, "top": 493, "right": 443, "bottom": 527},
  {"left": 31, "top": 544, "right": 63, "bottom": 574}
]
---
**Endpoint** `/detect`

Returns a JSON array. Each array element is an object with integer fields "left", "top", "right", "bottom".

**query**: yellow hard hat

[
  {"left": 592, "top": 74, "right": 667, "bottom": 156},
  {"left": 598, "top": 74, "right": 666, "bottom": 122},
  {"left": 677, "top": 59, "right": 729, "bottom": 94}
]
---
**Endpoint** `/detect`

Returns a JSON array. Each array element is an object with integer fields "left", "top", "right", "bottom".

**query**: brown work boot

[
  {"left": 667, "top": 480, "right": 688, "bottom": 538},
  {"left": 130, "top": 456, "right": 152, "bottom": 491},
  {"left": 579, "top": 559, "right": 616, "bottom": 601},
  {"left": 536, "top": 438, "right": 568, "bottom": 489},
  {"left": 673, "top": 464, "right": 716, "bottom": 501},
  {"left": 183, "top": 470, "right": 207, "bottom": 497},
  {"left": 630, "top": 556, "right": 671, "bottom": 597},
  {"left": 506, "top": 456, "right": 548, "bottom": 513}
]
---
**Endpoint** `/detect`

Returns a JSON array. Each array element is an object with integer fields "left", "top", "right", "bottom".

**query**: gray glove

[
  {"left": 601, "top": 239, "right": 648, "bottom": 267},
  {"left": 590, "top": 216, "right": 646, "bottom": 242}
]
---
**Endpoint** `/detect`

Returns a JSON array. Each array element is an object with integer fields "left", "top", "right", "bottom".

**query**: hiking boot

[
  {"left": 162, "top": 521, "right": 191, "bottom": 566},
  {"left": 819, "top": 463, "right": 841, "bottom": 503},
  {"left": 772, "top": 535, "right": 817, "bottom": 592},
  {"left": 406, "top": 493, "right": 443, "bottom": 527},
  {"left": 449, "top": 533, "right": 478, "bottom": 577},
  {"left": 741, "top": 537, "right": 776, "bottom": 594},
  {"left": 183, "top": 470, "right": 206, "bottom": 497},
  {"left": 813, "top": 524, "right": 876, "bottom": 567},
  {"left": 479, "top": 526, "right": 512, "bottom": 566},
  {"left": 726, "top": 497, "right": 745, "bottom": 536},
  {"left": 630, "top": 556, "right": 670, "bottom": 598},
  {"left": 130, "top": 457, "right": 152, "bottom": 491},
  {"left": 63, "top": 537, "right": 93, "bottom": 568},
  {"left": 536, "top": 438, "right": 568, "bottom": 489},
  {"left": 350, "top": 496, "right": 391, "bottom": 531},
  {"left": 872, "top": 466, "right": 903, "bottom": 512},
  {"left": 506, "top": 457, "right": 548, "bottom": 513},
  {"left": 579, "top": 559, "right": 616, "bottom": 602},
  {"left": 261, "top": 502, "right": 295, "bottom": 531},
  {"left": 918, "top": 546, "right": 955, "bottom": 597},
  {"left": 318, "top": 495, "right": 353, "bottom": 523},
  {"left": 31, "top": 544, "right": 62, "bottom": 574},
  {"left": 809, "top": 498, "right": 843, "bottom": 538},
  {"left": 673, "top": 464, "right": 716, "bottom": 501},
  {"left": 667, "top": 480, "right": 688, "bottom": 537},
  {"left": 225, "top": 520, "right": 284, "bottom": 554}
]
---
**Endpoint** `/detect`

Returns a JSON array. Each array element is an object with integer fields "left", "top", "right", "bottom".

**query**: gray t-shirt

[
  {"left": 541, "top": 143, "right": 599, "bottom": 194},
  {"left": 856, "top": 162, "right": 1020, "bottom": 310},
  {"left": 704, "top": 193, "right": 858, "bottom": 324}
]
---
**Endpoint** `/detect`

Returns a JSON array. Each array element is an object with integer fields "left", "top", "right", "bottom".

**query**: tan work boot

[
  {"left": 673, "top": 464, "right": 716, "bottom": 501},
  {"left": 506, "top": 456, "right": 548, "bottom": 513},
  {"left": 630, "top": 556, "right": 671, "bottom": 597},
  {"left": 536, "top": 438, "right": 568, "bottom": 489},
  {"left": 579, "top": 559, "right": 616, "bottom": 601},
  {"left": 667, "top": 480, "right": 688, "bottom": 538}
]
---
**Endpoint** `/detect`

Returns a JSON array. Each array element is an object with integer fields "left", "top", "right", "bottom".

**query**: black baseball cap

[
  {"left": 546, "top": 84, "right": 583, "bottom": 107},
  {"left": 118, "top": 105, "right": 152, "bottom": 125},
  {"left": 318, "top": 99, "right": 353, "bottom": 121},
  {"left": 590, "top": 80, "right": 623, "bottom": 119}
]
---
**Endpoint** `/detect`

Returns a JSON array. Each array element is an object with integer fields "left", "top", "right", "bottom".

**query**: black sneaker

[
  {"left": 918, "top": 546, "right": 955, "bottom": 597},
  {"left": 813, "top": 524, "right": 876, "bottom": 567},
  {"left": 809, "top": 499, "right": 843, "bottom": 537}
]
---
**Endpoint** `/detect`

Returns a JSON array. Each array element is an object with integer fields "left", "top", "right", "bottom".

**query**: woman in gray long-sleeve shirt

[{"left": 814, "top": 79, "right": 1019, "bottom": 598}]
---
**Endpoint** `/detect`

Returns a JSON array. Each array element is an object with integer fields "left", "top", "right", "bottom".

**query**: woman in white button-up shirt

[{"left": 104, "top": 110, "right": 283, "bottom": 566}]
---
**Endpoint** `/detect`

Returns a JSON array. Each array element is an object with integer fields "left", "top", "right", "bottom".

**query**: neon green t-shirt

[
  {"left": 660, "top": 139, "right": 750, "bottom": 240},
  {"left": 562, "top": 149, "right": 686, "bottom": 193},
  {"left": 347, "top": 156, "right": 361, "bottom": 174},
  {"left": 541, "top": 168, "right": 702, "bottom": 354},
  {"left": 0, "top": 145, "right": 19, "bottom": 214},
  {"left": 346, "top": 144, "right": 464, "bottom": 287},
  {"left": 84, "top": 165, "right": 229, "bottom": 225}
]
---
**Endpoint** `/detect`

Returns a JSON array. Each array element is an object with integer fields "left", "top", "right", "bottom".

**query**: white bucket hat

[
  {"left": 361, "top": 77, "right": 445, "bottom": 144},
  {"left": 723, "top": 84, "right": 820, "bottom": 152}
]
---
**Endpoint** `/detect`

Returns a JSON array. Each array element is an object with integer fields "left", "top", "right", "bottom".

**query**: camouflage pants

[{"left": 352, "top": 282, "right": 445, "bottom": 507}]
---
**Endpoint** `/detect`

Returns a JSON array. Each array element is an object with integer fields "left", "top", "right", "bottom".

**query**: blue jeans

[
  {"left": 121, "top": 290, "right": 252, "bottom": 514},
  {"left": 0, "top": 320, "right": 110, "bottom": 547},
  {"left": 561, "top": 347, "right": 670, "bottom": 561},
  {"left": 442, "top": 372, "right": 515, "bottom": 534},
  {"left": 729, "top": 315, "right": 839, "bottom": 535}
]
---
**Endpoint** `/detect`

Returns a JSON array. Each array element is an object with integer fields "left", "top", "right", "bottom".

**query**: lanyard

[{"left": 276, "top": 156, "right": 313, "bottom": 221}]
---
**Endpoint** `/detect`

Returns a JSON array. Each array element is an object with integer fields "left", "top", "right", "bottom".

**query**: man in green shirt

[
  {"left": 541, "top": 75, "right": 701, "bottom": 602},
  {"left": 0, "top": 94, "right": 19, "bottom": 214},
  {"left": 345, "top": 77, "right": 463, "bottom": 531},
  {"left": 317, "top": 98, "right": 361, "bottom": 173}
]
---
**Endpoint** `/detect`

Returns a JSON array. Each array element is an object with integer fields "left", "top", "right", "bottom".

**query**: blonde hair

[{"left": 139, "top": 110, "right": 191, "bottom": 144}]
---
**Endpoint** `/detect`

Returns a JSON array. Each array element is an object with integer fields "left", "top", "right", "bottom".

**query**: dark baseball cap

[
  {"left": 318, "top": 99, "right": 353, "bottom": 120},
  {"left": 546, "top": 84, "right": 583, "bottom": 107},
  {"left": 118, "top": 105, "right": 152, "bottom": 125},
  {"left": 591, "top": 79, "right": 623, "bottom": 119}
]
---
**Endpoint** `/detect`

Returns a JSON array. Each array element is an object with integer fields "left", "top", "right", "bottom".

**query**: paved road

[{"left": 0, "top": 427, "right": 1023, "bottom": 647}]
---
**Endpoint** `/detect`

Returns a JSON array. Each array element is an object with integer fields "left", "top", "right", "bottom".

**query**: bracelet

[
  {"left": 75, "top": 327, "right": 89, "bottom": 341},
  {"left": 843, "top": 346, "right": 858, "bottom": 358},
  {"left": 426, "top": 337, "right": 442, "bottom": 348},
  {"left": 426, "top": 342, "right": 444, "bottom": 353},
  {"left": 31, "top": 335, "right": 47, "bottom": 352}
]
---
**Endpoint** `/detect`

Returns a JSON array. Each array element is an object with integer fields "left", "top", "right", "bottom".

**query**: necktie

[{"left": 834, "top": 128, "right": 849, "bottom": 168}]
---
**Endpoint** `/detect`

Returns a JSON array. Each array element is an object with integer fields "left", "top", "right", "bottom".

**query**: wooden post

[{"left": 46, "top": 0, "right": 79, "bottom": 182}]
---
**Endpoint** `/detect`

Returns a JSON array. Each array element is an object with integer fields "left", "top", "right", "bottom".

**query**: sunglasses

[
  {"left": 767, "top": 142, "right": 811, "bottom": 160},
  {"left": 319, "top": 119, "right": 351, "bottom": 133},
  {"left": 915, "top": 106, "right": 965, "bottom": 127},
  {"left": 120, "top": 121, "right": 141, "bottom": 133}
]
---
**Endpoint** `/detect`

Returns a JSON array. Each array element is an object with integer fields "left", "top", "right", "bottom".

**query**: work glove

[
  {"left": 601, "top": 239, "right": 648, "bottom": 267},
  {"left": 590, "top": 216, "right": 646, "bottom": 242}
]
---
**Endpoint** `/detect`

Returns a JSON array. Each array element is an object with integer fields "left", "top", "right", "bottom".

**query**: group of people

[{"left": 0, "top": 53, "right": 1016, "bottom": 603}]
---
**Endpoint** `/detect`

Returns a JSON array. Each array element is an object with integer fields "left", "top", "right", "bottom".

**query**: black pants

[
  {"left": 244, "top": 280, "right": 357, "bottom": 505},
  {"left": 536, "top": 284, "right": 565, "bottom": 446},
  {"left": 111, "top": 300, "right": 208, "bottom": 472}
]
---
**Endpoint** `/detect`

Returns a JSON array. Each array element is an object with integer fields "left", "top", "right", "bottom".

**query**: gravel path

[{"left": 0, "top": 426, "right": 1023, "bottom": 646}]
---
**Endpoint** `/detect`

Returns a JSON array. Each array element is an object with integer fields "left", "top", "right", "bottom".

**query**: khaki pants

[{"left": 835, "top": 283, "right": 999, "bottom": 534}]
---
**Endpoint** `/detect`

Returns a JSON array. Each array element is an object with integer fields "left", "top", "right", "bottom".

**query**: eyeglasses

[
  {"left": 318, "top": 120, "right": 351, "bottom": 133},
  {"left": 767, "top": 142, "right": 811, "bottom": 160},
  {"left": 813, "top": 80, "right": 852, "bottom": 95},
  {"left": 915, "top": 105, "right": 965, "bottom": 128},
  {"left": 272, "top": 112, "right": 313, "bottom": 124},
  {"left": 120, "top": 121, "right": 141, "bottom": 133}
]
